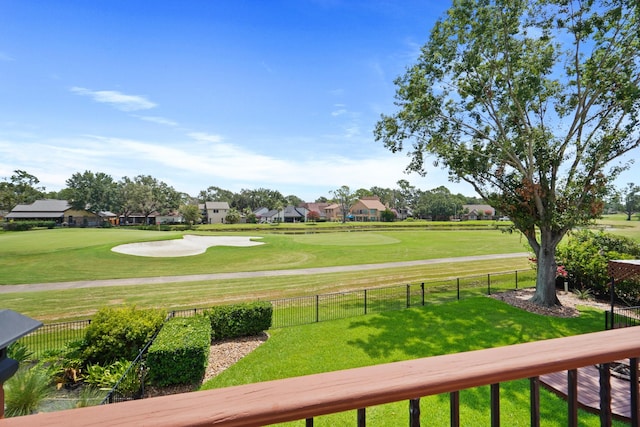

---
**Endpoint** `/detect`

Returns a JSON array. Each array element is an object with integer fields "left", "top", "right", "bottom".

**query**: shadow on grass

[
  {"left": 344, "top": 297, "right": 611, "bottom": 426},
  {"left": 345, "top": 297, "right": 603, "bottom": 360}
]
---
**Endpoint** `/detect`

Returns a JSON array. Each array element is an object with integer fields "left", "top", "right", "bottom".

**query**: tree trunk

[{"left": 529, "top": 230, "right": 561, "bottom": 307}]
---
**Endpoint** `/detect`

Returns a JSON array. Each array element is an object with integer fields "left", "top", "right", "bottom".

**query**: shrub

[
  {"left": 4, "top": 367, "right": 52, "bottom": 417},
  {"left": 146, "top": 316, "right": 211, "bottom": 386},
  {"left": 557, "top": 230, "right": 640, "bottom": 304},
  {"left": 8, "top": 341, "right": 34, "bottom": 363},
  {"left": 205, "top": 301, "right": 272, "bottom": 340},
  {"left": 82, "top": 306, "right": 166, "bottom": 365},
  {"left": 2, "top": 220, "right": 56, "bottom": 231}
]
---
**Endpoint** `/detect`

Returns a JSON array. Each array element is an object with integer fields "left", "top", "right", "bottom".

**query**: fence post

[
  {"left": 515, "top": 270, "right": 518, "bottom": 289},
  {"left": 406, "top": 284, "right": 411, "bottom": 308},
  {"left": 364, "top": 289, "right": 367, "bottom": 315},
  {"left": 487, "top": 273, "right": 491, "bottom": 295},
  {"left": 421, "top": 283, "right": 425, "bottom": 306},
  {"left": 457, "top": 278, "right": 460, "bottom": 300},
  {"left": 316, "top": 295, "right": 319, "bottom": 323}
]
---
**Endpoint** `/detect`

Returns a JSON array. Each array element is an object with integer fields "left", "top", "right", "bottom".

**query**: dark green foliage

[
  {"left": 205, "top": 302, "right": 272, "bottom": 340},
  {"left": 3, "top": 220, "right": 56, "bottom": 231},
  {"left": 8, "top": 341, "right": 34, "bottom": 363},
  {"left": 557, "top": 230, "right": 640, "bottom": 304},
  {"left": 380, "top": 208, "right": 396, "bottom": 222},
  {"left": 146, "top": 316, "right": 211, "bottom": 386},
  {"left": 82, "top": 306, "right": 166, "bottom": 365},
  {"left": 84, "top": 360, "right": 141, "bottom": 395}
]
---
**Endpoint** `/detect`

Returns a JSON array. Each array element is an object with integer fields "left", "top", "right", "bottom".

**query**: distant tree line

[{"left": 2, "top": 169, "right": 635, "bottom": 224}]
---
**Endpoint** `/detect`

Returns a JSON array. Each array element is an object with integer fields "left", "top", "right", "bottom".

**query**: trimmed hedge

[
  {"left": 2, "top": 220, "right": 56, "bottom": 231},
  {"left": 82, "top": 306, "right": 166, "bottom": 365},
  {"left": 205, "top": 301, "right": 272, "bottom": 340},
  {"left": 146, "top": 316, "right": 211, "bottom": 386}
]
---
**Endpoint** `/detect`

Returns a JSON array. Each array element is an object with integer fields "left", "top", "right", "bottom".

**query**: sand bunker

[{"left": 111, "top": 235, "right": 264, "bottom": 257}]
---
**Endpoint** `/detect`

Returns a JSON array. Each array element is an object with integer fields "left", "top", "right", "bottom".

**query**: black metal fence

[
  {"left": 606, "top": 306, "right": 640, "bottom": 329},
  {"left": 17, "top": 269, "right": 536, "bottom": 358},
  {"left": 11, "top": 268, "right": 536, "bottom": 406}
]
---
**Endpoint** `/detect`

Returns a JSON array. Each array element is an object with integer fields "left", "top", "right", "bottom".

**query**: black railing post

[
  {"left": 530, "top": 377, "right": 540, "bottom": 427},
  {"left": 599, "top": 362, "right": 612, "bottom": 427},
  {"left": 421, "top": 283, "right": 425, "bottom": 306},
  {"left": 306, "top": 417, "right": 314, "bottom": 426},
  {"left": 357, "top": 408, "right": 366, "bottom": 427},
  {"left": 515, "top": 270, "right": 519, "bottom": 289},
  {"left": 315, "top": 295, "right": 319, "bottom": 323},
  {"left": 450, "top": 391, "right": 460, "bottom": 427},
  {"left": 610, "top": 277, "right": 616, "bottom": 330},
  {"left": 364, "top": 289, "right": 367, "bottom": 315},
  {"left": 409, "top": 398, "right": 420, "bottom": 427},
  {"left": 631, "top": 357, "right": 639, "bottom": 427},
  {"left": 491, "top": 383, "right": 500, "bottom": 427},
  {"left": 568, "top": 369, "right": 578, "bottom": 427},
  {"left": 487, "top": 273, "right": 491, "bottom": 295},
  {"left": 406, "top": 284, "right": 411, "bottom": 308},
  {"left": 457, "top": 278, "right": 460, "bottom": 300}
]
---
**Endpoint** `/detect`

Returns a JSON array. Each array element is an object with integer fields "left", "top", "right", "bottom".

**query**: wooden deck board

[{"left": 540, "top": 364, "right": 636, "bottom": 421}]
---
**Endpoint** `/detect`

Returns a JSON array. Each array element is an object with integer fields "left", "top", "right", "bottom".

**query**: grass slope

[{"left": 202, "top": 297, "right": 622, "bottom": 426}]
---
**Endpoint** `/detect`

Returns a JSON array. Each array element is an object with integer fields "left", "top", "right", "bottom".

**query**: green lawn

[
  {"left": 0, "top": 227, "right": 529, "bottom": 285},
  {"left": 202, "top": 297, "right": 624, "bottom": 426}
]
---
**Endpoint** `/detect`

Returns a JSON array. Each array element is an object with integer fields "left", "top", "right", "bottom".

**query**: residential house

[
  {"left": 462, "top": 204, "right": 495, "bottom": 220},
  {"left": 324, "top": 203, "right": 343, "bottom": 222},
  {"left": 202, "top": 201, "right": 230, "bottom": 224},
  {"left": 5, "top": 199, "right": 105, "bottom": 226},
  {"left": 298, "top": 202, "right": 329, "bottom": 221},
  {"left": 283, "top": 205, "right": 308, "bottom": 223},
  {"left": 350, "top": 196, "right": 388, "bottom": 222}
]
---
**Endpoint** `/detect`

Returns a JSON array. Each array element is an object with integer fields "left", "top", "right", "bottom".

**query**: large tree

[
  {"left": 623, "top": 183, "right": 640, "bottom": 221},
  {"left": 65, "top": 171, "right": 118, "bottom": 213},
  {"left": 0, "top": 170, "right": 45, "bottom": 211},
  {"left": 375, "top": 0, "right": 640, "bottom": 306},
  {"left": 331, "top": 185, "right": 357, "bottom": 223}
]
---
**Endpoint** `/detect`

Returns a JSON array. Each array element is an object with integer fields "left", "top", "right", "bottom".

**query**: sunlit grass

[{"left": 201, "top": 297, "right": 622, "bottom": 426}]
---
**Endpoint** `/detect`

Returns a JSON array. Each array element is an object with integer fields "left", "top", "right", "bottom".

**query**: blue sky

[{"left": 0, "top": 1, "right": 637, "bottom": 202}]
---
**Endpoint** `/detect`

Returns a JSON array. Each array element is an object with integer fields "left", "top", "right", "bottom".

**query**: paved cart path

[{"left": 0, "top": 252, "right": 529, "bottom": 294}]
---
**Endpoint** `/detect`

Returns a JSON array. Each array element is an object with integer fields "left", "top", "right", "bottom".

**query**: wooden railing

[{"left": 2, "top": 328, "right": 640, "bottom": 427}]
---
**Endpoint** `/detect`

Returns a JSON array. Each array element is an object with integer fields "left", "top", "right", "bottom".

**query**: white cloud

[
  {"left": 136, "top": 116, "right": 178, "bottom": 126},
  {"left": 188, "top": 132, "right": 224, "bottom": 144},
  {"left": 70, "top": 87, "right": 156, "bottom": 111}
]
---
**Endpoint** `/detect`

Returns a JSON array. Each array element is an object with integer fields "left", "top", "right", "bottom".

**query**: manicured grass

[
  {"left": 201, "top": 297, "right": 623, "bottom": 426},
  {"left": 2, "top": 258, "right": 533, "bottom": 322},
  {"left": 0, "top": 228, "right": 529, "bottom": 285}
]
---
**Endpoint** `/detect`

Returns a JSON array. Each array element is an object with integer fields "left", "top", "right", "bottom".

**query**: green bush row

[
  {"left": 2, "top": 220, "right": 56, "bottom": 231},
  {"left": 146, "top": 316, "right": 211, "bottom": 386},
  {"left": 205, "top": 301, "right": 272, "bottom": 340}
]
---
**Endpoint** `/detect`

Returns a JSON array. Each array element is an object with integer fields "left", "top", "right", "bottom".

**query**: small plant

[
  {"left": 7, "top": 341, "right": 34, "bottom": 363},
  {"left": 75, "top": 386, "right": 107, "bottom": 408},
  {"left": 573, "top": 288, "right": 593, "bottom": 300},
  {"left": 4, "top": 367, "right": 52, "bottom": 417}
]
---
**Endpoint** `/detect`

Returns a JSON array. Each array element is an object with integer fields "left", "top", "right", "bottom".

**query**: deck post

[{"left": 599, "top": 363, "right": 612, "bottom": 427}]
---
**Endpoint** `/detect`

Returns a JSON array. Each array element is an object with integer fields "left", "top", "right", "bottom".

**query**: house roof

[
  {"left": 463, "top": 204, "right": 495, "bottom": 214},
  {"left": 283, "top": 206, "right": 307, "bottom": 218},
  {"left": 205, "top": 201, "right": 230, "bottom": 210},
  {"left": 6, "top": 199, "right": 72, "bottom": 219},
  {"left": 10, "top": 199, "right": 71, "bottom": 212},
  {"left": 354, "top": 197, "right": 386, "bottom": 211}
]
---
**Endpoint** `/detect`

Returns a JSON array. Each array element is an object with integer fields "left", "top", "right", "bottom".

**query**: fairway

[
  {"left": 292, "top": 232, "right": 400, "bottom": 246},
  {"left": 0, "top": 227, "right": 529, "bottom": 285}
]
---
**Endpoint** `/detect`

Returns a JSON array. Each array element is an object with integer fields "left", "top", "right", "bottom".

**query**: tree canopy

[{"left": 375, "top": 0, "right": 640, "bottom": 306}]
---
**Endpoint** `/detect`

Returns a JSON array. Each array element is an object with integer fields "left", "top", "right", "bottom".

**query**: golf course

[{"left": 1, "top": 216, "right": 637, "bottom": 322}]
